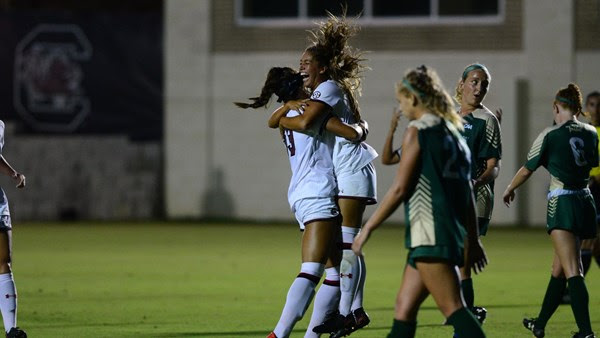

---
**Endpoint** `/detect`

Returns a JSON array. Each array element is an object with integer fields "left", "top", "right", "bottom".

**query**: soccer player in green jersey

[
  {"left": 582, "top": 91, "right": 600, "bottom": 277},
  {"left": 454, "top": 63, "right": 502, "bottom": 323},
  {"left": 503, "top": 83, "right": 597, "bottom": 338},
  {"left": 352, "top": 65, "right": 488, "bottom": 338}
]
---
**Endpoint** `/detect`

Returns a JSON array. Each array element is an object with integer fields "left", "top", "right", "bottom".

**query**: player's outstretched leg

[{"left": 271, "top": 262, "right": 323, "bottom": 338}]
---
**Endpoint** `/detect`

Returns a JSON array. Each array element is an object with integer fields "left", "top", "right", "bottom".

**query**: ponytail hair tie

[{"left": 555, "top": 95, "right": 575, "bottom": 106}]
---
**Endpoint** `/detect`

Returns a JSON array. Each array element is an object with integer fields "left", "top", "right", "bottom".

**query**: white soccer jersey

[
  {"left": 283, "top": 109, "right": 337, "bottom": 209},
  {"left": 310, "top": 80, "right": 378, "bottom": 175},
  {"left": 0, "top": 121, "right": 11, "bottom": 217}
]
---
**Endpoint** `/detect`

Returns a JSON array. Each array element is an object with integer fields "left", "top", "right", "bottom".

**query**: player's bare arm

[
  {"left": 279, "top": 99, "right": 329, "bottom": 131},
  {"left": 267, "top": 99, "right": 309, "bottom": 128},
  {"left": 503, "top": 166, "right": 533, "bottom": 207},
  {"left": 473, "top": 158, "right": 500, "bottom": 188},
  {"left": 382, "top": 108, "right": 402, "bottom": 165},
  {"left": 0, "top": 155, "right": 25, "bottom": 189},
  {"left": 464, "top": 190, "right": 487, "bottom": 274}
]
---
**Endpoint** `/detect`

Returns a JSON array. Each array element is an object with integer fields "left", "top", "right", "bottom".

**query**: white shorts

[
  {"left": 336, "top": 162, "right": 377, "bottom": 205},
  {"left": 293, "top": 196, "right": 340, "bottom": 231}
]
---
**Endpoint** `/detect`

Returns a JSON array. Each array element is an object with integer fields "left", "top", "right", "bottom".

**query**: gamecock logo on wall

[{"left": 14, "top": 24, "right": 92, "bottom": 132}]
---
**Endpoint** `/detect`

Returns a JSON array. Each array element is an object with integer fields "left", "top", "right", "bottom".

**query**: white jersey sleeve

[
  {"left": 311, "top": 81, "right": 342, "bottom": 108},
  {"left": 0, "top": 120, "right": 5, "bottom": 154}
]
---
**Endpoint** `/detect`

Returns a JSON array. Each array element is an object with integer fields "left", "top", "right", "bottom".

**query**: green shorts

[
  {"left": 547, "top": 194, "right": 598, "bottom": 239},
  {"left": 406, "top": 245, "right": 464, "bottom": 268}
]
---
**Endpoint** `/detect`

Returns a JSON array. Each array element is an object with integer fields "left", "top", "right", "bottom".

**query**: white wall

[
  {"left": 165, "top": 0, "right": 598, "bottom": 226},
  {"left": 165, "top": 0, "right": 212, "bottom": 218}
]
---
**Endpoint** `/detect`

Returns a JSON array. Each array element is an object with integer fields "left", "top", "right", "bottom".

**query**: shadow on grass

[
  {"left": 368, "top": 303, "right": 540, "bottom": 312},
  {"left": 155, "top": 323, "right": 452, "bottom": 337}
]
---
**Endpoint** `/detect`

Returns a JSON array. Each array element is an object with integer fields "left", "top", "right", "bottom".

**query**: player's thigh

[
  {"left": 550, "top": 229, "right": 581, "bottom": 278},
  {"left": 302, "top": 219, "right": 340, "bottom": 263},
  {"left": 395, "top": 264, "right": 429, "bottom": 321},
  {"left": 337, "top": 198, "right": 366, "bottom": 228},
  {"left": 0, "top": 230, "right": 11, "bottom": 273},
  {"left": 416, "top": 259, "right": 463, "bottom": 318}
]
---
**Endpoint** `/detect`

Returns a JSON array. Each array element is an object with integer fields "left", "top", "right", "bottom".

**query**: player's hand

[
  {"left": 351, "top": 229, "right": 371, "bottom": 257},
  {"left": 358, "top": 119, "right": 369, "bottom": 142},
  {"left": 465, "top": 238, "right": 488, "bottom": 274},
  {"left": 285, "top": 99, "right": 309, "bottom": 112},
  {"left": 390, "top": 107, "right": 402, "bottom": 130},
  {"left": 12, "top": 173, "right": 25, "bottom": 189},
  {"left": 502, "top": 188, "right": 515, "bottom": 207}
]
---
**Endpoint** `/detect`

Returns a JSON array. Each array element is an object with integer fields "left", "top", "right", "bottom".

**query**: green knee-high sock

[
  {"left": 461, "top": 278, "right": 474, "bottom": 309},
  {"left": 535, "top": 276, "right": 566, "bottom": 328},
  {"left": 568, "top": 276, "right": 593, "bottom": 335},
  {"left": 447, "top": 307, "right": 485, "bottom": 338},
  {"left": 387, "top": 319, "right": 416, "bottom": 338}
]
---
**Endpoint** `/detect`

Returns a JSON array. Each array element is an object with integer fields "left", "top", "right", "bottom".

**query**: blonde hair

[
  {"left": 397, "top": 65, "right": 463, "bottom": 130},
  {"left": 306, "top": 10, "right": 368, "bottom": 122}
]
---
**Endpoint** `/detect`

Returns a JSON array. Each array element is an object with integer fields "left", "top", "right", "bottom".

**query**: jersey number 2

[{"left": 442, "top": 135, "right": 469, "bottom": 180}]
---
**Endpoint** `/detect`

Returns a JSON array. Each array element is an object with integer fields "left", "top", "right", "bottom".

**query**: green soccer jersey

[
  {"left": 525, "top": 119, "right": 599, "bottom": 190},
  {"left": 404, "top": 113, "right": 471, "bottom": 255},
  {"left": 461, "top": 107, "right": 502, "bottom": 220}
]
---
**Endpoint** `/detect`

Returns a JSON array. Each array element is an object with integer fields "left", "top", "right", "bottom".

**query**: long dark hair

[{"left": 235, "top": 67, "right": 305, "bottom": 109}]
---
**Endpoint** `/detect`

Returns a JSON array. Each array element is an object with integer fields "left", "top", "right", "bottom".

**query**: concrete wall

[
  {"left": 3, "top": 123, "right": 161, "bottom": 221},
  {"left": 166, "top": 0, "right": 600, "bottom": 225}
]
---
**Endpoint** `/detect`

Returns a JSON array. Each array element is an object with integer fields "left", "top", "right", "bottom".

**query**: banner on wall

[{"left": 0, "top": 11, "right": 163, "bottom": 141}]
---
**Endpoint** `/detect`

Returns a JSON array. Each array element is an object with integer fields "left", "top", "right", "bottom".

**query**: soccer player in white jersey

[
  {"left": 297, "top": 13, "right": 377, "bottom": 338},
  {"left": 0, "top": 121, "right": 27, "bottom": 338},
  {"left": 235, "top": 67, "right": 367, "bottom": 338}
]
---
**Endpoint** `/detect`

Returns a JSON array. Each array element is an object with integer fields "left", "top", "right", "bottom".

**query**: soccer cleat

[
  {"left": 329, "top": 314, "right": 357, "bottom": 338},
  {"left": 352, "top": 307, "right": 371, "bottom": 331},
  {"left": 523, "top": 318, "right": 545, "bottom": 338},
  {"left": 266, "top": 331, "right": 277, "bottom": 338},
  {"left": 6, "top": 327, "right": 26, "bottom": 338},
  {"left": 312, "top": 312, "right": 344, "bottom": 334},
  {"left": 571, "top": 332, "right": 596, "bottom": 338},
  {"left": 329, "top": 307, "right": 372, "bottom": 338},
  {"left": 471, "top": 306, "right": 487, "bottom": 324}
]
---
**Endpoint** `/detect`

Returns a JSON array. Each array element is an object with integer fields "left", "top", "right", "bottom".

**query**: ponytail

[
  {"left": 555, "top": 83, "right": 583, "bottom": 115},
  {"left": 398, "top": 65, "right": 462, "bottom": 130}
]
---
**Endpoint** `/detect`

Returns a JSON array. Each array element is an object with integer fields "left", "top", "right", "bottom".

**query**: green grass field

[{"left": 11, "top": 222, "right": 600, "bottom": 337}]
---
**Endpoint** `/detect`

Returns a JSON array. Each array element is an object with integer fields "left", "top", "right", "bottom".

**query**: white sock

[
  {"left": 339, "top": 226, "right": 361, "bottom": 316},
  {"left": 351, "top": 254, "right": 366, "bottom": 311},
  {"left": 0, "top": 273, "right": 16, "bottom": 332},
  {"left": 305, "top": 266, "right": 340, "bottom": 338},
  {"left": 273, "top": 262, "right": 323, "bottom": 338}
]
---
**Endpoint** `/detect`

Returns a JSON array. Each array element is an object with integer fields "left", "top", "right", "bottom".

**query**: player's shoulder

[
  {"left": 312, "top": 80, "right": 341, "bottom": 99},
  {"left": 541, "top": 123, "right": 563, "bottom": 139},
  {"left": 472, "top": 106, "right": 498, "bottom": 124},
  {"left": 408, "top": 112, "right": 441, "bottom": 130},
  {"left": 578, "top": 120, "right": 597, "bottom": 134}
]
